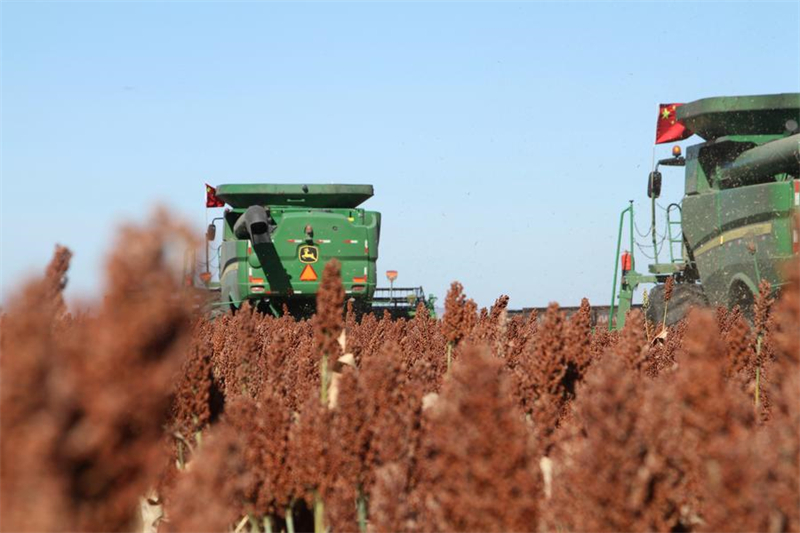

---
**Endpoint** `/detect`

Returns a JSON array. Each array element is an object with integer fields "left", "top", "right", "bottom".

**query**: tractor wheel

[
  {"left": 645, "top": 282, "right": 708, "bottom": 327},
  {"left": 728, "top": 280, "right": 756, "bottom": 323}
]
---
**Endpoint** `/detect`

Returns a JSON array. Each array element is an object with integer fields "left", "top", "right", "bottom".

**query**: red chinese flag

[
  {"left": 206, "top": 183, "right": 224, "bottom": 208},
  {"left": 655, "top": 103, "right": 692, "bottom": 144}
]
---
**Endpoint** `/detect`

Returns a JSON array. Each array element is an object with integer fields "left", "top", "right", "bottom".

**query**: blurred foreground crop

[{"left": 1, "top": 214, "right": 798, "bottom": 532}]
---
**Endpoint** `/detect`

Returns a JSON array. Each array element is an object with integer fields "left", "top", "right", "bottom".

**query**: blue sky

[{"left": 2, "top": 1, "right": 799, "bottom": 308}]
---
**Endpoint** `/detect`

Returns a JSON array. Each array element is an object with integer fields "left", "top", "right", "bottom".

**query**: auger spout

[
  {"left": 718, "top": 133, "right": 800, "bottom": 185},
  {"left": 233, "top": 205, "right": 271, "bottom": 245}
]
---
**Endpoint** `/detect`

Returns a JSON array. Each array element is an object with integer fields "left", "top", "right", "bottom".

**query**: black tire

[
  {"left": 645, "top": 282, "right": 708, "bottom": 326},
  {"left": 729, "top": 281, "right": 756, "bottom": 323}
]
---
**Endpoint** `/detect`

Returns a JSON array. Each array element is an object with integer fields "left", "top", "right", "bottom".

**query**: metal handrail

[{"left": 609, "top": 201, "right": 635, "bottom": 330}]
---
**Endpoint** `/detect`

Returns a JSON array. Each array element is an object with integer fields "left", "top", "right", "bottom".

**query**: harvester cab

[
  {"left": 610, "top": 93, "right": 800, "bottom": 329},
  {"left": 208, "top": 184, "right": 381, "bottom": 317}
]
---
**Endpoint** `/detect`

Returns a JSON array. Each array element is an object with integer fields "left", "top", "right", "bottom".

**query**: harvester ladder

[{"left": 666, "top": 203, "right": 684, "bottom": 264}]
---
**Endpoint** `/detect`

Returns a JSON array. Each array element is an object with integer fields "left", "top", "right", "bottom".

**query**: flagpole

[
  {"left": 650, "top": 105, "right": 659, "bottom": 264},
  {"left": 651, "top": 104, "right": 659, "bottom": 263},
  {"left": 651, "top": 104, "right": 659, "bottom": 171},
  {"left": 650, "top": 145, "right": 656, "bottom": 172},
  {"left": 205, "top": 185, "right": 210, "bottom": 276}
]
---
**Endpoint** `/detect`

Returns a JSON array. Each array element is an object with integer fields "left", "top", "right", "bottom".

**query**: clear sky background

[{"left": 2, "top": 1, "right": 799, "bottom": 309}]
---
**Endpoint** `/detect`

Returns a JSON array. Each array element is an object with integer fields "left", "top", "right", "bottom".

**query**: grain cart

[
  {"left": 209, "top": 184, "right": 381, "bottom": 316},
  {"left": 610, "top": 93, "right": 800, "bottom": 328}
]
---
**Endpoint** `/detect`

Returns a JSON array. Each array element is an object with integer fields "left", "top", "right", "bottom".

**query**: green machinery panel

[{"left": 214, "top": 183, "right": 381, "bottom": 315}]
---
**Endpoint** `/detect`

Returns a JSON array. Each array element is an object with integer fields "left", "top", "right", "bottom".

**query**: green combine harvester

[
  {"left": 610, "top": 93, "right": 800, "bottom": 328},
  {"left": 208, "top": 184, "right": 381, "bottom": 316}
]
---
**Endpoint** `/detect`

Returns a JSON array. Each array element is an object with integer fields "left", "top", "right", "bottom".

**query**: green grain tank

[
  {"left": 611, "top": 93, "right": 800, "bottom": 328},
  {"left": 212, "top": 184, "right": 381, "bottom": 316}
]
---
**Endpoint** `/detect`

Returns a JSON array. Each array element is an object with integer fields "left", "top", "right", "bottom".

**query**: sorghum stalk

[
  {"left": 662, "top": 277, "right": 675, "bottom": 330},
  {"left": 357, "top": 488, "right": 367, "bottom": 533},
  {"left": 314, "top": 491, "right": 325, "bottom": 533},
  {"left": 286, "top": 503, "right": 295, "bottom": 533},
  {"left": 755, "top": 336, "right": 762, "bottom": 409}
]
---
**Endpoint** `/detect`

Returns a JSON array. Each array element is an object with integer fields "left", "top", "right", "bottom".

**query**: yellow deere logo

[{"left": 299, "top": 245, "right": 319, "bottom": 264}]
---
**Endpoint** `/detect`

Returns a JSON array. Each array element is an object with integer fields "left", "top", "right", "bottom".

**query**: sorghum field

[{"left": 1, "top": 217, "right": 798, "bottom": 533}]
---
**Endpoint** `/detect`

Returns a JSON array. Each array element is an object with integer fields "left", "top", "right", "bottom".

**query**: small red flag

[
  {"left": 206, "top": 183, "right": 224, "bottom": 208},
  {"left": 655, "top": 103, "right": 692, "bottom": 144}
]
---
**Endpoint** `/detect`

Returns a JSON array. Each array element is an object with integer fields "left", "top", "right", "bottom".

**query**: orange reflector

[
  {"left": 621, "top": 251, "right": 632, "bottom": 272},
  {"left": 352, "top": 276, "right": 367, "bottom": 283},
  {"left": 300, "top": 264, "right": 318, "bottom": 281}
]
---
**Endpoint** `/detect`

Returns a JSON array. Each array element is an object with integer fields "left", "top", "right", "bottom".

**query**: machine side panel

[{"left": 684, "top": 181, "right": 797, "bottom": 306}]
